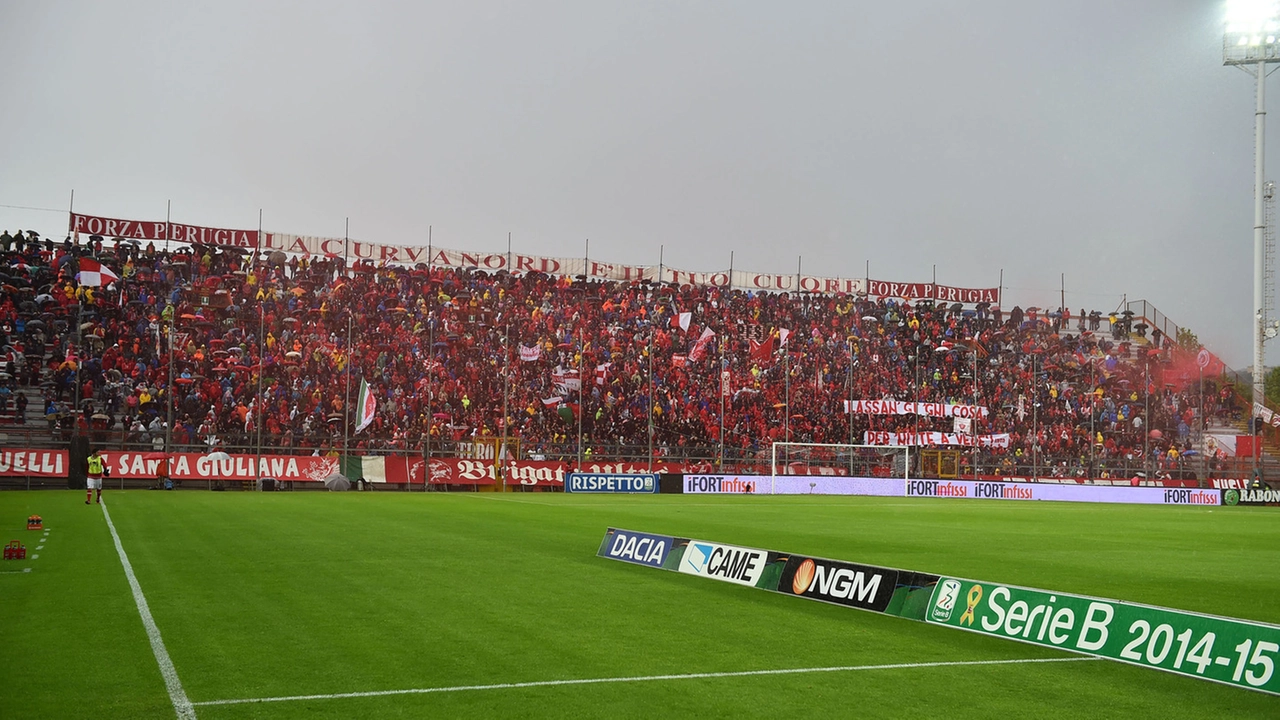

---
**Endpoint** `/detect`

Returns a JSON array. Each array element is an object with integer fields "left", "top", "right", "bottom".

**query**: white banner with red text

[
  {"left": 71, "top": 208, "right": 1000, "bottom": 300},
  {"left": 844, "top": 400, "right": 989, "bottom": 419},
  {"left": 863, "top": 431, "right": 1011, "bottom": 448}
]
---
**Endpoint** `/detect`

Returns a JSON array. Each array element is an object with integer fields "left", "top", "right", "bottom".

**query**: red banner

[
  {"left": 503, "top": 460, "right": 568, "bottom": 486},
  {"left": 424, "top": 458, "right": 497, "bottom": 485},
  {"left": 69, "top": 212, "right": 260, "bottom": 249},
  {"left": 100, "top": 452, "right": 338, "bottom": 481},
  {"left": 0, "top": 449, "right": 68, "bottom": 477},
  {"left": 867, "top": 280, "right": 999, "bottom": 304}
]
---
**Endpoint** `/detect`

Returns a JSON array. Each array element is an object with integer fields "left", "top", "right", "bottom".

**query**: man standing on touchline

[{"left": 86, "top": 448, "right": 108, "bottom": 504}]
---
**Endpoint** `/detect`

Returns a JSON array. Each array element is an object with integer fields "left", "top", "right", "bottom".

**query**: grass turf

[{"left": 0, "top": 490, "right": 1277, "bottom": 718}]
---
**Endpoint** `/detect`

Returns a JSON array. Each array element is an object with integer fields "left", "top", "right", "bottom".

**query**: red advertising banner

[
  {"left": 0, "top": 449, "right": 68, "bottom": 477},
  {"left": 420, "top": 458, "right": 707, "bottom": 484},
  {"left": 100, "top": 452, "right": 338, "bottom": 481},
  {"left": 424, "top": 458, "right": 497, "bottom": 485},
  {"left": 69, "top": 213, "right": 260, "bottom": 249},
  {"left": 503, "top": 460, "right": 568, "bottom": 486},
  {"left": 866, "top": 280, "right": 999, "bottom": 304}
]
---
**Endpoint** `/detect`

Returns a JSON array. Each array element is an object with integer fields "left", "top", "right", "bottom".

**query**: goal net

[{"left": 770, "top": 442, "right": 911, "bottom": 480}]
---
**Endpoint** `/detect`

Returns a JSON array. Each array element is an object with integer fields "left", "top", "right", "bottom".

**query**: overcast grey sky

[{"left": 0, "top": 1, "right": 1268, "bottom": 366}]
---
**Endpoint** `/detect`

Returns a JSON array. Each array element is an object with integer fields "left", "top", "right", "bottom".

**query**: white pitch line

[
  {"left": 101, "top": 500, "right": 197, "bottom": 720},
  {"left": 193, "top": 656, "right": 1096, "bottom": 707}
]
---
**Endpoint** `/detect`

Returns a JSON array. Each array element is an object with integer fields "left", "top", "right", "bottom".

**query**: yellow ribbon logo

[{"left": 958, "top": 584, "right": 983, "bottom": 626}]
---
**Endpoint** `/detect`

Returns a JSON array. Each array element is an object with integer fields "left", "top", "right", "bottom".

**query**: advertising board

[
  {"left": 567, "top": 473, "right": 659, "bottom": 493},
  {"left": 596, "top": 529, "right": 679, "bottom": 569},
  {"left": 683, "top": 475, "right": 760, "bottom": 494},
  {"left": 927, "top": 577, "right": 1280, "bottom": 695},
  {"left": 675, "top": 539, "right": 781, "bottom": 589},
  {"left": 0, "top": 449, "right": 67, "bottom": 477},
  {"left": 903, "top": 479, "right": 1221, "bottom": 506},
  {"left": 770, "top": 476, "right": 905, "bottom": 496},
  {"left": 1222, "top": 488, "right": 1280, "bottom": 507},
  {"left": 776, "top": 556, "right": 898, "bottom": 612}
]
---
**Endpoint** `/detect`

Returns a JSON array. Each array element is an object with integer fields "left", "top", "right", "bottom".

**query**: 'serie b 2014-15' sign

[
  {"left": 927, "top": 577, "right": 1280, "bottom": 695},
  {"left": 596, "top": 528, "right": 1279, "bottom": 696},
  {"left": 567, "top": 473, "right": 658, "bottom": 493}
]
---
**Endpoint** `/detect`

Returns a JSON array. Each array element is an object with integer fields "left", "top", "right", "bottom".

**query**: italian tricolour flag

[{"left": 355, "top": 379, "right": 376, "bottom": 433}]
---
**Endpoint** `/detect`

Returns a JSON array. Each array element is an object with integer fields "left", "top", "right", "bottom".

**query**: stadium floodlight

[{"left": 1224, "top": 0, "right": 1280, "bottom": 415}]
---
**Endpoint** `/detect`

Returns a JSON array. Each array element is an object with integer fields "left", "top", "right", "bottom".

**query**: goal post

[{"left": 770, "top": 442, "right": 911, "bottom": 492}]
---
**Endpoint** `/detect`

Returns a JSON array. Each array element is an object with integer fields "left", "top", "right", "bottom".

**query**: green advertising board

[{"left": 926, "top": 577, "right": 1280, "bottom": 695}]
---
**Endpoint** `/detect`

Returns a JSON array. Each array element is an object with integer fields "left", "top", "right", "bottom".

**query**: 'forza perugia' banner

[{"left": 69, "top": 212, "right": 260, "bottom": 248}]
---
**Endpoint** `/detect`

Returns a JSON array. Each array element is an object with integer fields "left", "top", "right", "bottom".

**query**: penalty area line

[{"left": 193, "top": 656, "right": 1097, "bottom": 707}]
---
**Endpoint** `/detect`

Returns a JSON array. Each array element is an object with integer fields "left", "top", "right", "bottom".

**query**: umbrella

[
  {"left": 324, "top": 473, "right": 351, "bottom": 491},
  {"left": 33, "top": 293, "right": 54, "bottom": 305},
  {"left": 207, "top": 451, "right": 232, "bottom": 463}
]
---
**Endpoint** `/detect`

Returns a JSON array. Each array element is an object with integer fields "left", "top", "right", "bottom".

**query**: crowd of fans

[{"left": 0, "top": 228, "right": 1244, "bottom": 479}]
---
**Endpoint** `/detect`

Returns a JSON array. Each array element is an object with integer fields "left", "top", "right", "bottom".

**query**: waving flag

[
  {"left": 688, "top": 327, "right": 716, "bottom": 362},
  {"left": 355, "top": 379, "right": 376, "bottom": 433},
  {"left": 75, "top": 258, "right": 120, "bottom": 287},
  {"left": 519, "top": 344, "right": 542, "bottom": 362},
  {"left": 671, "top": 311, "right": 692, "bottom": 332}
]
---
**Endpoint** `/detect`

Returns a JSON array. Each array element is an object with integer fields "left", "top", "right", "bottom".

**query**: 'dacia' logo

[{"left": 792, "top": 558, "right": 816, "bottom": 594}]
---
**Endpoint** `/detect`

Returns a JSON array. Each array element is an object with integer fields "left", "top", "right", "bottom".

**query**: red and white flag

[
  {"left": 75, "top": 258, "right": 120, "bottom": 287},
  {"left": 778, "top": 328, "right": 791, "bottom": 347},
  {"left": 355, "top": 379, "right": 376, "bottom": 433},
  {"left": 595, "top": 363, "right": 611, "bottom": 386},
  {"left": 671, "top": 311, "right": 692, "bottom": 332},
  {"left": 688, "top": 327, "right": 716, "bottom": 362},
  {"left": 541, "top": 396, "right": 563, "bottom": 408},
  {"left": 519, "top": 344, "right": 542, "bottom": 362}
]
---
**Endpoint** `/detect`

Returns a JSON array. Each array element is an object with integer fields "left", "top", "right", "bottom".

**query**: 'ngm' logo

[
  {"left": 783, "top": 557, "right": 893, "bottom": 612},
  {"left": 678, "top": 541, "right": 767, "bottom": 587}
]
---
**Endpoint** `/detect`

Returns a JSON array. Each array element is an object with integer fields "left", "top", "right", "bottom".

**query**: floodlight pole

[
  {"left": 1253, "top": 60, "right": 1267, "bottom": 416},
  {"left": 1224, "top": 20, "right": 1280, "bottom": 475}
]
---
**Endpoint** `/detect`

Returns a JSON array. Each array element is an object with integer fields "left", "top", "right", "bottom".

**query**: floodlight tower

[{"left": 1224, "top": 0, "right": 1280, "bottom": 409}]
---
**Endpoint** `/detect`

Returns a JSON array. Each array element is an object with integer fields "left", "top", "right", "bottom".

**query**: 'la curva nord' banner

[{"left": 72, "top": 208, "right": 999, "bottom": 300}]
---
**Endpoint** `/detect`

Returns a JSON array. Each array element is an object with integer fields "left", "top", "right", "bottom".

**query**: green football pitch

[{"left": 0, "top": 490, "right": 1277, "bottom": 719}]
